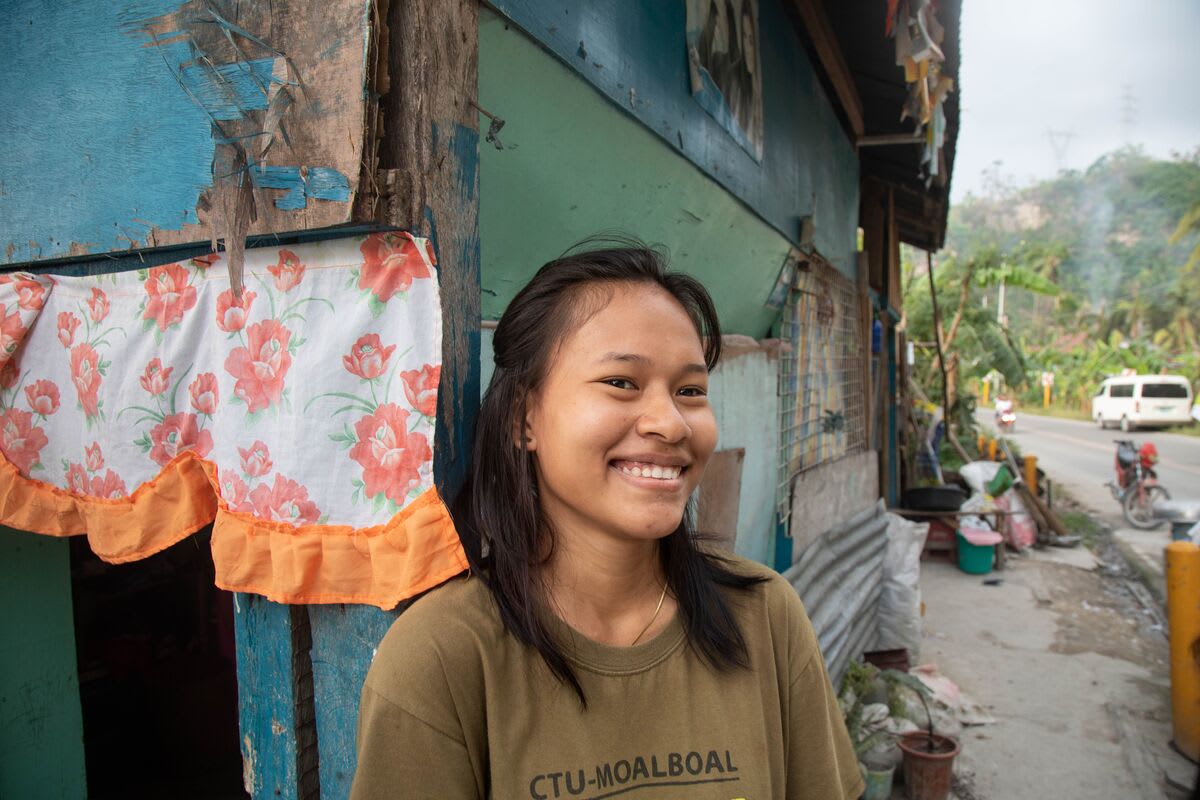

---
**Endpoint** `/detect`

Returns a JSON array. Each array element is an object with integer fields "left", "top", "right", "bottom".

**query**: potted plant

[
  {"left": 839, "top": 662, "right": 902, "bottom": 800},
  {"left": 887, "top": 670, "right": 961, "bottom": 800},
  {"left": 841, "top": 664, "right": 961, "bottom": 800}
]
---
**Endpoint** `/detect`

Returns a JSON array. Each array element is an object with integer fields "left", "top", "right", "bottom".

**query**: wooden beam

[
  {"left": 791, "top": 0, "right": 865, "bottom": 138},
  {"left": 305, "top": 1, "right": 481, "bottom": 798}
]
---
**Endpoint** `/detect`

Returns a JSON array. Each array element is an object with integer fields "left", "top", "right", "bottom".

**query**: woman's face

[{"left": 524, "top": 283, "right": 718, "bottom": 547}]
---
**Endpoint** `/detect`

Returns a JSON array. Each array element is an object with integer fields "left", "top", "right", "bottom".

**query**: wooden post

[{"left": 305, "top": 1, "right": 481, "bottom": 798}]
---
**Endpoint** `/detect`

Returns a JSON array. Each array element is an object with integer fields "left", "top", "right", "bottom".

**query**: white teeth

[{"left": 617, "top": 463, "right": 682, "bottom": 480}]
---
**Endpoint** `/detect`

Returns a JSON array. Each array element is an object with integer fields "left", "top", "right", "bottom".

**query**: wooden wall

[{"left": 1, "top": 0, "right": 377, "bottom": 266}]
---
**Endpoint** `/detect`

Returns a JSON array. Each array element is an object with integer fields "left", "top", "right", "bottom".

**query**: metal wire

[{"left": 776, "top": 257, "right": 868, "bottom": 518}]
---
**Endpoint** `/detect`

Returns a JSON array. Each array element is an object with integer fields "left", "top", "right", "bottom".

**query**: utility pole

[{"left": 997, "top": 279, "right": 1006, "bottom": 327}]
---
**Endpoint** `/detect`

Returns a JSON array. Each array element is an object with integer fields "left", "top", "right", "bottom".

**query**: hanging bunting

[{"left": 0, "top": 234, "right": 466, "bottom": 609}]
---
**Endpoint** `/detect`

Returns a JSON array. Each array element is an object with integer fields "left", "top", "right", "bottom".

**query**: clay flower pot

[{"left": 897, "top": 731, "right": 960, "bottom": 800}]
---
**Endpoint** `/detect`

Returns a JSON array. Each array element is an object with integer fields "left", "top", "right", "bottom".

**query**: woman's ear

[{"left": 513, "top": 398, "right": 537, "bottom": 451}]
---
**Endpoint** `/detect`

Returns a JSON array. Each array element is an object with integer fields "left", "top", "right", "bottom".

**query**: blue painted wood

[
  {"left": 488, "top": 0, "right": 860, "bottom": 276},
  {"left": 307, "top": 605, "right": 402, "bottom": 799},
  {"left": 0, "top": 0, "right": 214, "bottom": 263},
  {"left": 233, "top": 593, "right": 299, "bottom": 800},
  {"left": 0, "top": 0, "right": 370, "bottom": 266}
]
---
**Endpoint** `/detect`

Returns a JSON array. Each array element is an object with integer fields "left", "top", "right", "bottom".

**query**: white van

[{"left": 1093, "top": 374, "right": 1194, "bottom": 431}]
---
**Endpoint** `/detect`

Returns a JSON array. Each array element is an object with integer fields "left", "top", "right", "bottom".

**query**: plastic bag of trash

[
  {"left": 873, "top": 513, "right": 929, "bottom": 659},
  {"left": 995, "top": 489, "right": 1037, "bottom": 549},
  {"left": 959, "top": 460, "right": 1003, "bottom": 495}
]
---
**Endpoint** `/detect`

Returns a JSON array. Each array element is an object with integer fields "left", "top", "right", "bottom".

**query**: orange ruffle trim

[{"left": 0, "top": 451, "right": 468, "bottom": 609}]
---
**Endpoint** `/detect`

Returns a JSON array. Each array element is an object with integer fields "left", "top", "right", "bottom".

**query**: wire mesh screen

[{"left": 776, "top": 257, "right": 867, "bottom": 517}]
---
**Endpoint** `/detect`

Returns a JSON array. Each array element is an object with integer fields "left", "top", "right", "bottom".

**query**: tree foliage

[{"left": 905, "top": 147, "right": 1200, "bottom": 413}]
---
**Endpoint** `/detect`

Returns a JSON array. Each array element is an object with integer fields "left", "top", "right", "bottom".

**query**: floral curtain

[{"left": 0, "top": 233, "right": 466, "bottom": 609}]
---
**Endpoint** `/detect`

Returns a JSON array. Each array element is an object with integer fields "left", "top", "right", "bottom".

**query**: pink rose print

[
  {"left": 142, "top": 263, "right": 198, "bottom": 332},
  {"left": 350, "top": 404, "right": 432, "bottom": 503},
  {"left": 90, "top": 470, "right": 127, "bottom": 499},
  {"left": 249, "top": 474, "right": 321, "bottom": 525},
  {"left": 401, "top": 364, "right": 440, "bottom": 418},
  {"left": 66, "top": 463, "right": 90, "bottom": 494},
  {"left": 70, "top": 344, "right": 102, "bottom": 418},
  {"left": 188, "top": 372, "right": 219, "bottom": 415},
  {"left": 148, "top": 412, "right": 213, "bottom": 467},
  {"left": 225, "top": 320, "right": 292, "bottom": 414},
  {"left": 358, "top": 232, "right": 431, "bottom": 303},
  {"left": 57, "top": 312, "right": 80, "bottom": 348},
  {"left": 24, "top": 380, "right": 60, "bottom": 417},
  {"left": 15, "top": 278, "right": 46, "bottom": 312},
  {"left": 342, "top": 334, "right": 396, "bottom": 381},
  {"left": 139, "top": 358, "right": 173, "bottom": 396},
  {"left": 215, "top": 288, "right": 256, "bottom": 333},
  {"left": 86, "top": 288, "right": 110, "bottom": 323},
  {"left": 0, "top": 408, "right": 48, "bottom": 474},
  {"left": 85, "top": 442, "right": 104, "bottom": 472},
  {"left": 268, "top": 249, "right": 306, "bottom": 292},
  {"left": 238, "top": 441, "right": 273, "bottom": 478},
  {"left": 1, "top": 305, "right": 26, "bottom": 357},
  {"left": 220, "top": 471, "right": 254, "bottom": 513}
]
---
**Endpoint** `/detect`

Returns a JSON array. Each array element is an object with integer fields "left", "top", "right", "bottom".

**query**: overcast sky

[{"left": 951, "top": 0, "right": 1200, "bottom": 201}]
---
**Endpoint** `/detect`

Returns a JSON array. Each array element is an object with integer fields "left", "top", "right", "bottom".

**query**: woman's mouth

[{"left": 611, "top": 460, "right": 684, "bottom": 481}]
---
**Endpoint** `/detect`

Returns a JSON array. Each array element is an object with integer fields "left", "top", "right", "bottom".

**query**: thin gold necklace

[{"left": 629, "top": 583, "right": 669, "bottom": 646}]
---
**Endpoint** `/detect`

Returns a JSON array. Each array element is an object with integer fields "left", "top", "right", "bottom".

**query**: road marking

[{"left": 1016, "top": 426, "right": 1200, "bottom": 478}]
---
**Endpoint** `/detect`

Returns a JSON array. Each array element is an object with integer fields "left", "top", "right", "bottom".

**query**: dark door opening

[{"left": 70, "top": 527, "right": 248, "bottom": 799}]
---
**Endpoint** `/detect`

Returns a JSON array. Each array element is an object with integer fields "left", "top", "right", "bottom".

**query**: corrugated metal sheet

[{"left": 783, "top": 500, "right": 887, "bottom": 684}]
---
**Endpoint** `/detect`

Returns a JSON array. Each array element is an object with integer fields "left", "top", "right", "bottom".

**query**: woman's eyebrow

[{"left": 598, "top": 352, "right": 707, "bottom": 374}]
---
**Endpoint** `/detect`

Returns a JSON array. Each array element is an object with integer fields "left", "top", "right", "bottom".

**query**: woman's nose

[{"left": 635, "top": 390, "right": 691, "bottom": 442}]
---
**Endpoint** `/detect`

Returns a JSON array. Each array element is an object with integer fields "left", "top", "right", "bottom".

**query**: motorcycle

[
  {"left": 1106, "top": 439, "right": 1170, "bottom": 528},
  {"left": 995, "top": 408, "right": 1016, "bottom": 434}
]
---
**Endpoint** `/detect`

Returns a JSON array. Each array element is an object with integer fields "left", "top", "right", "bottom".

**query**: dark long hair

[{"left": 452, "top": 237, "right": 766, "bottom": 705}]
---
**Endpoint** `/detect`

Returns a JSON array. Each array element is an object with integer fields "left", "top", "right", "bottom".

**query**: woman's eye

[
  {"left": 678, "top": 386, "right": 708, "bottom": 398},
  {"left": 603, "top": 378, "right": 636, "bottom": 390}
]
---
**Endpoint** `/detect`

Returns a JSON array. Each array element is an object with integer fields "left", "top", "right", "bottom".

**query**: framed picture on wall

[{"left": 686, "top": 0, "right": 764, "bottom": 161}]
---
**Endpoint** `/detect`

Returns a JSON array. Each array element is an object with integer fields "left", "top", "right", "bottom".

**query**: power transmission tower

[
  {"left": 1119, "top": 84, "right": 1137, "bottom": 146},
  {"left": 1047, "top": 129, "right": 1076, "bottom": 173}
]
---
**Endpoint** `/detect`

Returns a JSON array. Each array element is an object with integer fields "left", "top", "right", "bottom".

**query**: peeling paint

[
  {"left": 249, "top": 163, "right": 352, "bottom": 210},
  {"left": 241, "top": 733, "right": 257, "bottom": 796},
  {"left": 271, "top": 718, "right": 286, "bottom": 735}
]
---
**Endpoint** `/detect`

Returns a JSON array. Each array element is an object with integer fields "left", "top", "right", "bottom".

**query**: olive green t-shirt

[{"left": 350, "top": 556, "right": 863, "bottom": 800}]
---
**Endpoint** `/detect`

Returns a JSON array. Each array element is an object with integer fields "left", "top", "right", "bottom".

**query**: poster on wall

[{"left": 686, "top": 0, "right": 764, "bottom": 161}]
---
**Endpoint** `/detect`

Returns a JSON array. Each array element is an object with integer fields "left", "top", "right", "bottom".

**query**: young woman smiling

[{"left": 351, "top": 243, "right": 863, "bottom": 799}]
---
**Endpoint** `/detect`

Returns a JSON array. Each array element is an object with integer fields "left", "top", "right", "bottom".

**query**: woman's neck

[{"left": 542, "top": 530, "right": 675, "bottom": 646}]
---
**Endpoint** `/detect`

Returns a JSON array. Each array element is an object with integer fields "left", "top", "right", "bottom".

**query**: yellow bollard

[
  {"left": 1166, "top": 541, "right": 1200, "bottom": 761},
  {"left": 1023, "top": 455, "right": 1038, "bottom": 492},
  {"left": 987, "top": 438, "right": 998, "bottom": 461},
  {"left": 982, "top": 381, "right": 989, "bottom": 406},
  {"left": 977, "top": 433, "right": 987, "bottom": 456}
]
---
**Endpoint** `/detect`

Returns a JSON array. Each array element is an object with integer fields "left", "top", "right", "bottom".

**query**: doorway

[{"left": 70, "top": 527, "right": 247, "bottom": 799}]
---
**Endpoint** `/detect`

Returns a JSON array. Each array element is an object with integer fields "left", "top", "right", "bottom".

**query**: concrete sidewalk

[{"left": 917, "top": 545, "right": 1196, "bottom": 798}]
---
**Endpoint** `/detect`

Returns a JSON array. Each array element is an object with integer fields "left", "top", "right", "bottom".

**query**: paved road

[{"left": 973, "top": 410, "right": 1200, "bottom": 525}]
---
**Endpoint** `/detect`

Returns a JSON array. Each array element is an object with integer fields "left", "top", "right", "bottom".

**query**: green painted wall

[
  {"left": 479, "top": 9, "right": 794, "bottom": 338},
  {"left": 0, "top": 529, "right": 86, "bottom": 798}
]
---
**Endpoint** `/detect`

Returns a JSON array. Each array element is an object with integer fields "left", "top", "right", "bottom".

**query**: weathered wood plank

[
  {"left": 234, "top": 593, "right": 300, "bottom": 800},
  {"left": 306, "top": 1, "right": 480, "bottom": 797},
  {"left": 2, "top": 0, "right": 373, "bottom": 266}
]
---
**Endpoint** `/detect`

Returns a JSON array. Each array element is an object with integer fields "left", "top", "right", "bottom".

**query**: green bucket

[{"left": 956, "top": 532, "right": 994, "bottom": 574}]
